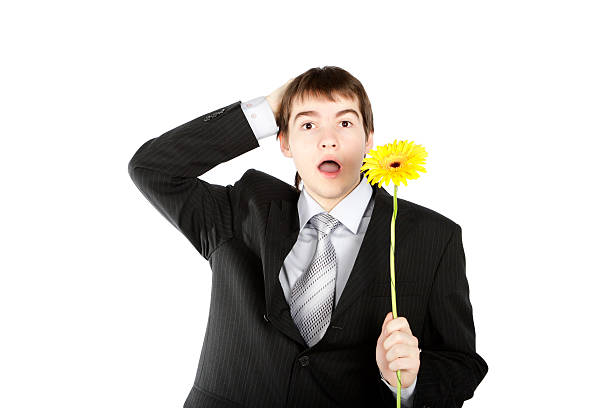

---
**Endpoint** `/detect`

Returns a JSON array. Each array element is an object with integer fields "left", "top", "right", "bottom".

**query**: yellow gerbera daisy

[{"left": 360, "top": 139, "right": 427, "bottom": 187}]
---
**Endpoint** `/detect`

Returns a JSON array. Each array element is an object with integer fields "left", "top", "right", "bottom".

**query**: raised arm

[{"left": 127, "top": 98, "right": 271, "bottom": 260}]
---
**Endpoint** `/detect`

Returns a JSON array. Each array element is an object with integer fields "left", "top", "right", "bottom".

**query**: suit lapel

[
  {"left": 262, "top": 199, "right": 304, "bottom": 346},
  {"left": 262, "top": 183, "right": 397, "bottom": 347}
]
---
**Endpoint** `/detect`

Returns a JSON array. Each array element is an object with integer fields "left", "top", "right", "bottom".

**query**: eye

[
  {"left": 301, "top": 121, "right": 314, "bottom": 130},
  {"left": 300, "top": 120, "right": 353, "bottom": 130}
]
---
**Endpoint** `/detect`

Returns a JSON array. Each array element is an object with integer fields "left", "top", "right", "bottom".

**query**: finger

[
  {"left": 388, "top": 356, "right": 420, "bottom": 373},
  {"left": 385, "top": 343, "right": 421, "bottom": 362},
  {"left": 383, "top": 332, "right": 418, "bottom": 352},
  {"left": 385, "top": 311, "right": 393, "bottom": 323},
  {"left": 385, "top": 316, "right": 413, "bottom": 337},
  {"left": 381, "top": 312, "right": 393, "bottom": 331},
  {"left": 391, "top": 317, "right": 412, "bottom": 336},
  {"left": 378, "top": 312, "right": 394, "bottom": 344}
]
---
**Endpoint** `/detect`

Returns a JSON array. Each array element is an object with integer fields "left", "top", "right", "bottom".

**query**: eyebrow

[{"left": 292, "top": 108, "right": 360, "bottom": 124}]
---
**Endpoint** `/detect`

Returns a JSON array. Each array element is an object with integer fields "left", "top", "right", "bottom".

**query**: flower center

[{"left": 389, "top": 161, "right": 400, "bottom": 168}]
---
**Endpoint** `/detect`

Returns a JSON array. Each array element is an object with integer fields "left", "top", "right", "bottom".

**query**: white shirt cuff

[
  {"left": 240, "top": 96, "right": 279, "bottom": 140},
  {"left": 379, "top": 370, "right": 417, "bottom": 407}
]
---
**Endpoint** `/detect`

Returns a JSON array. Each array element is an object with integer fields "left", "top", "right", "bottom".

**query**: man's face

[{"left": 279, "top": 93, "right": 374, "bottom": 211}]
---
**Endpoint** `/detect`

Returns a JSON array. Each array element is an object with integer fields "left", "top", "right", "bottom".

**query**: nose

[{"left": 319, "top": 130, "right": 339, "bottom": 149}]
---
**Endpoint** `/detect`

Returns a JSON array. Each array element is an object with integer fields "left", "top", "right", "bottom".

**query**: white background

[{"left": 1, "top": 1, "right": 610, "bottom": 406}]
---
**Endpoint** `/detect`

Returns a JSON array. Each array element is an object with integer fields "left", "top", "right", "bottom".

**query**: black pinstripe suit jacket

[{"left": 127, "top": 100, "right": 488, "bottom": 408}]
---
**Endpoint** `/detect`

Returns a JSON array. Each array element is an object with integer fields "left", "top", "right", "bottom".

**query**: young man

[{"left": 128, "top": 66, "right": 487, "bottom": 408}]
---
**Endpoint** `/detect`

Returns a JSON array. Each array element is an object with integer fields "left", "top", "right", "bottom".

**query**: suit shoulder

[
  {"left": 397, "top": 197, "right": 460, "bottom": 233},
  {"left": 238, "top": 168, "right": 299, "bottom": 202}
]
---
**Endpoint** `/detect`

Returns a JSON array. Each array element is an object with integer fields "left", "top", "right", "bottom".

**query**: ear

[
  {"left": 279, "top": 131, "right": 293, "bottom": 158},
  {"left": 365, "top": 130, "right": 374, "bottom": 152}
]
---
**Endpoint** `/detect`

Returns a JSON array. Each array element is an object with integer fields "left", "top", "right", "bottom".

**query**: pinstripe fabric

[{"left": 128, "top": 100, "right": 488, "bottom": 407}]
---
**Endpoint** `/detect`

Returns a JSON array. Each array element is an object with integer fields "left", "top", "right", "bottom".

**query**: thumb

[
  {"left": 378, "top": 312, "right": 394, "bottom": 345},
  {"left": 382, "top": 312, "right": 393, "bottom": 330}
]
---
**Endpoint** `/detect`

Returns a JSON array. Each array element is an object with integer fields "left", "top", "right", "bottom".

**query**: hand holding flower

[{"left": 376, "top": 312, "right": 420, "bottom": 389}]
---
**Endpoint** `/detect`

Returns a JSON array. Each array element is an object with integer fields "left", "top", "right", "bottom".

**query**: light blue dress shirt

[{"left": 240, "top": 96, "right": 417, "bottom": 406}]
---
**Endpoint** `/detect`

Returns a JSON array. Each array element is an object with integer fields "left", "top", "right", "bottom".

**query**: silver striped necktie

[{"left": 290, "top": 212, "right": 342, "bottom": 347}]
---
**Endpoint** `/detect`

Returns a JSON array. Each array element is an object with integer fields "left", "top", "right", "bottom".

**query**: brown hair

[{"left": 275, "top": 66, "right": 374, "bottom": 192}]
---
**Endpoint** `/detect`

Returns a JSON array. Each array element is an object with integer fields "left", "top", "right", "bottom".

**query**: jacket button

[
  {"left": 263, "top": 313, "right": 269, "bottom": 322},
  {"left": 298, "top": 356, "right": 309, "bottom": 366}
]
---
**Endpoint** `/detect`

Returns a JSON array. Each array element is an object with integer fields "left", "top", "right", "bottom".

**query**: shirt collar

[{"left": 297, "top": 173, "right": 373, "bottom": 235}]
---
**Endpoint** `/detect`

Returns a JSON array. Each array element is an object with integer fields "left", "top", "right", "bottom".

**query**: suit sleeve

[
  {"left": 127, "top": 100, "right": 260, "bottom": 260},
  {"left": 412, "top": 224, "right": 488, "bottom": 407}
]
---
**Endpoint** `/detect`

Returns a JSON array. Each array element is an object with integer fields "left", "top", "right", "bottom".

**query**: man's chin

[{"left": 304, "top": 182, "right": 348, "bottom": 200}]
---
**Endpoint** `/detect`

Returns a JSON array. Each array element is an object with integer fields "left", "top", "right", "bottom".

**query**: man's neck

[{"left": 305, "top": 174, "right": 362, "bottom": 213}]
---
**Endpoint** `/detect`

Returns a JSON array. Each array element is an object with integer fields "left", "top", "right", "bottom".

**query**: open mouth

[{"left": 318, "top": 159, "right": 342, "bottom": 177}]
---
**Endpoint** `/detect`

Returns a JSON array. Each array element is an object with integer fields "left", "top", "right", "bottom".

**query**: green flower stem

[{"left": 390, "top": 183, "right": 401, "bottom": 407}]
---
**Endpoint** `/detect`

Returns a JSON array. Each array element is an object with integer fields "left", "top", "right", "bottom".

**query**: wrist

[
  {"left": 265, "top": 95, "right": 278, "bottom": 116},
  {"left": 379, "top": 370, "right": 392, "bottom": 386}
]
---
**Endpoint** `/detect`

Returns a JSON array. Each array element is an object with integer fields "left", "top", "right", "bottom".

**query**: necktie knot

[{"left": 309, "top": 213, "right": 341, "bottom": 236}]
